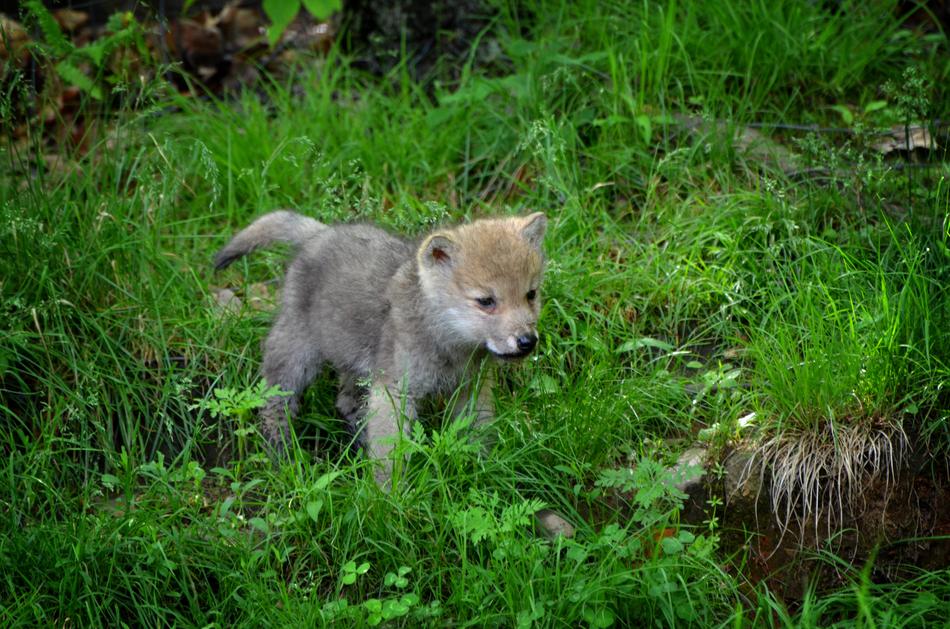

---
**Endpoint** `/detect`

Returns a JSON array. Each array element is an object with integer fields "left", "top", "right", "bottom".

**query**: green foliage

[
  {"left": 596, "top": 457, "right": 691, "bottom": 528},
  {"left": 322, "top": 560, "right": 429, "bottom": 625},
  {"left": 191, "top": 381, "right": 289, "bottom": 422},
  {"left": 449, "top": 490, "right": 545, "bottom": 547},
  {"left": 339, "top": 559, "right": 371, "bottom": 586},
  {"left": 2, "top": 0, "right": 949, "bottom": 626},
  {"left": 748, "top": 231, "right": 948, "bottom": 433},
  {"left": 23, "top": 1, "right": 148, "bottom": 100},
  {"left": 23, "top": 0, "right": 68, "bottom": 52},
  {"left": 262, "top": 0, "right": 341, "bottom": 46}
]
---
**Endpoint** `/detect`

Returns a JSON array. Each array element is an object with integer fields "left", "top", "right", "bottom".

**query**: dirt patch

[{"left": 706, "top": 446, "right": 950, "bottom": 606}]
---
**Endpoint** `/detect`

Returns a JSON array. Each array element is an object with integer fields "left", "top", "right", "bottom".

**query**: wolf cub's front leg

[
  {"left": 452, "top": 367, "right": 497, "bottom": 454},
  {"left": 451, "top": 367, "right": 495, "bottom": 426},
  {"left": 363, "top": 382, "right": 416, "bottom": 488},
  {"left": 473, "top": 370, "right": 496, "bottom": 429}
]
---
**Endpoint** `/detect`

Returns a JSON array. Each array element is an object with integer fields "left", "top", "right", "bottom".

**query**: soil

[{"left": 706, "top": 446, "right": 950, "bottom": 606}]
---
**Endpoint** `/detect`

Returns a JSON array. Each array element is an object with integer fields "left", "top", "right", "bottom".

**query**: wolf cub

[{"left": 214, "top": 210, "right": 547, "bottom": 485}]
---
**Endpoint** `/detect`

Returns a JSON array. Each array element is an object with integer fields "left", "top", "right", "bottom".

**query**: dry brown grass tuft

[{"left": 742, "top": 417, "right": 908, "bottom": 545}]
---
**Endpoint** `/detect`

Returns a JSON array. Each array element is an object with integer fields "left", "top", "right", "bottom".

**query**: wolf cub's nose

[{"left": 517, "top": 334, "right": 537, "bottom": 352}]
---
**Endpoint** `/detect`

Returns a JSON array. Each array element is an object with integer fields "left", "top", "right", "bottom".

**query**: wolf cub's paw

[{"left": 335, "top": 392, "right": 363, "bottom": 423}]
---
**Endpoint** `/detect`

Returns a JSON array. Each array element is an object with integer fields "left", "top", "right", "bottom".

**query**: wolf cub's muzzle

[
  {"left": 488, "top": 332, "right": 538, "bottom": 360},
  {"left": 516, "top": 333, "right": 537, "bottom": 353}
]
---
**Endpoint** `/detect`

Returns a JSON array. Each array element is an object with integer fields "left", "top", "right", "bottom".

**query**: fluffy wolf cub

[{"left": 214, "top": 210, "right": 547, "bottom": 485}]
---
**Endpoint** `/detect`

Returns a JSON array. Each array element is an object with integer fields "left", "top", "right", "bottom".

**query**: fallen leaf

[
  {"left": 246, "top": 282, "right": 277, "bottom": 311},
  {"left": 0, "top": 15, "right": 29, "bottom": 65},
  {"left": 295, "top": 20, "right": 335, "bottom": 54},
  {"left": 175, "top": 16, "right": 224, "bottom": 64},
  {"left": 53, "top": 8, "right": 90, "bottom": 33},
  {"left": 217, "top": 5, "right": 266, "bottom": 52}
]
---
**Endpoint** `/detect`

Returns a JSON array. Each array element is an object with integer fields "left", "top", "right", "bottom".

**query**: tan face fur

[{"left": 417, "top": 213, "right": 547, "bottom": 359}]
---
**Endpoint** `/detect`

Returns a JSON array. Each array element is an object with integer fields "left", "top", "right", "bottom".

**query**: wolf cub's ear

[
  {"left": 419, "top": 233, "right": 456, "bottom": 268},
  {"left": 521, "top": 212, "right": 547, "bottom": 250}
]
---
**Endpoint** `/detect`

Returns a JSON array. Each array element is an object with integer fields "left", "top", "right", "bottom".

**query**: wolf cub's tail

[{"left": 214, "top": 210, "right": 327, "bottom": 270}]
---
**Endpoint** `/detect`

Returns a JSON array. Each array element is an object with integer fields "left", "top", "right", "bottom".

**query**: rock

[
  {"left": 212, "top": 287, "right": 242, "bottom": 315},
  {"left": 723, "top": 448, "right": 760, "bottom": 501},
  {"left": 535, "top": 508, "right": 575, "bottom": 540},
  {"left": 872, "top": 125, "right": 935, "bottom": 154},
  {"left": 670, "top": 446, "right": 706, "bottom": 493},
  {"left": 669, "top": 446, "right": 709, "bottom": 524},
  {"left": 673, "top": 114, "right": 803, "bottom": 176}
]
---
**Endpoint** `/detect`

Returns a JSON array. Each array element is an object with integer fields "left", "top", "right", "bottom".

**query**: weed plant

[{"left": 2, "top": 0, "right": 949, "bottom": 626}]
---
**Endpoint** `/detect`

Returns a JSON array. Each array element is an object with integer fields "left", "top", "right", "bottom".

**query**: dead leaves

[
  {"left": 161, "top": 4, "right": 337, "bottom": 92},
  {"left": 6, "top": 1, "right": 336, "bottom": 100},
  {"left": 0, "top": 15, "right": 29, "bottom": 66},
  {"left": 2, "top": 2, "right": 337, "bottom": 184},
  {"left": 165, "top": 6, "right": 270, "bottom": 89},
  {"left": 53, "top": 8, "right": 90, "bottom": 34}
]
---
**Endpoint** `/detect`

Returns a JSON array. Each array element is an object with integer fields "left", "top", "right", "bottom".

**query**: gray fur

[
  {"left": 214, "top": 210, "right": 546, "bottom": 487},
  {"left": 213, "top": 210, "right": 327, "bottom": 270}
]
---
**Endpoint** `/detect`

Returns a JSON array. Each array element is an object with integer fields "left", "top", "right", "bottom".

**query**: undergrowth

[{"left": 2, "top": 0, "right": 949, "bottom": 626}]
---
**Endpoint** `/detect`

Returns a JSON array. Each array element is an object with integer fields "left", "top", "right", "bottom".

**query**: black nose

[{"left": 516, "top": 334, "right": 537, "bottom": 352}]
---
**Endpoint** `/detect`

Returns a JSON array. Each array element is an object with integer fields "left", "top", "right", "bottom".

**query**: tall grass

[{"left": 2, "top": 0, "right": 949, "bottom": 625}]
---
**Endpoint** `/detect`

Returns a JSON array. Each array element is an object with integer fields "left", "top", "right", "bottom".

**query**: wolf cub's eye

[
  {"left": 475, "top": 296, "right": 496, "bottom": 310},
  {"left": 526, "top": 289, "right": 537, "bottom": 301}
]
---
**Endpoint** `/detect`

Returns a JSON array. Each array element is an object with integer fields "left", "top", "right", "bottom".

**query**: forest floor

[{"left": 2, "top": 1, "right": 949, "bottom": 626}]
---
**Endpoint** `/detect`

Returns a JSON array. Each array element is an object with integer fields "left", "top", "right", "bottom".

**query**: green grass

[{"left": 3, "top": 0, "right": 950, "bottom": 625}]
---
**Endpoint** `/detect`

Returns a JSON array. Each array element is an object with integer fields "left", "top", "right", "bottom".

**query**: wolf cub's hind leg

[
  {"left": 259, "top": 318, "right": 322, "bottom": 453},
  {"left": 335, "top": 371, "right": 366, "bottom": 425}
]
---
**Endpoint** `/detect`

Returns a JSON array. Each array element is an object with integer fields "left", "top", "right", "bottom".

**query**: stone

[
  {"left": 723, "top": 448, "right": 760, "bottom": 500},
  {"left": 212, "top": 287, "right": 242, "bottom": 315},
  {"left": 535, "top": 508, "right": 575, "bottom": 540},
  {"left": 671, "top": 446, "right": 707, "bottom": 493}
]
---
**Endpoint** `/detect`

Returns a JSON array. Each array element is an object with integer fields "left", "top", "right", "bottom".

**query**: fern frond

[
  {"left": 23, "top": 0, "right": 71, "bottom": 55},
  {"left": 56, "top": 61, "right": 102, "bottom": 99}
]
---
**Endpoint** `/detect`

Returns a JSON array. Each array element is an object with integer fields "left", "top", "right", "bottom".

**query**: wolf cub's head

[{"left": 417, "top": 213, "right": 547, "bottom": 360}]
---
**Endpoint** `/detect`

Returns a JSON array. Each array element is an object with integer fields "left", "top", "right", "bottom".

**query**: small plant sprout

[
  {"left": 384, "top": 566, "right": 411, "bottom": 589},
  {"left": 190, "top": 381, "right": 290, "bottom": 473},
  {"left": 340, "top": 560, "right": 370, "bottom": 586}
]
